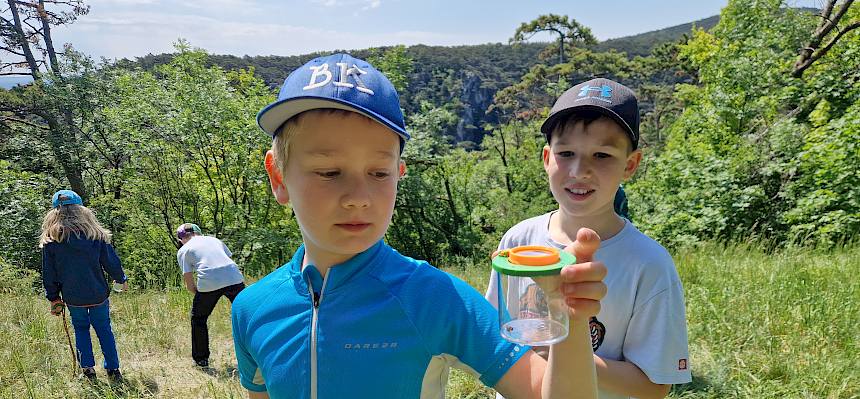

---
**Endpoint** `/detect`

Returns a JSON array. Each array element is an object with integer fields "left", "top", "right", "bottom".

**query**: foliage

[
  {"left": 783, "top": 100, "right": 860, "bottom": 245},
  {"left": 93, "top": 43, "right": 295, "bottom": 285},
  {"left": 629, "top": 0, "right": 859, "bottom": 247},
  {"left": 0, "top": 256, "right": 39, "bottom": 295},
  {"left": 0, "top": 160, "right": 50, "bottom": 270},
  {"left": 367, "top": 45, "right": 413, "bottom": 93},
  {"left": 0, "top": 1, "right": 857, "bottom": 292},
  {"left": 510, "top": 14, "right": 597, "bottom": 64}
]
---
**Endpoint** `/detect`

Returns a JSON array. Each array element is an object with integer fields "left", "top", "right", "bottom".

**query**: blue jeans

[{"left": 67, "top": 299, "right": 120, "bottom": 370}]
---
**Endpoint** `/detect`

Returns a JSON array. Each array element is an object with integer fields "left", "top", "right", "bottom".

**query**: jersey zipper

[{"left": 309, "top": 273, "right": 329, "bottom": 399}]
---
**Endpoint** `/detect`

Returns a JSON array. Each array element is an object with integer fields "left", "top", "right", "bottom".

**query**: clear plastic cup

[
  {"left": 112, "top": 281, "right": 124, "bottom": 293},
  {"left": 493, "top": 246, "right": 574, "bottom": 346}
]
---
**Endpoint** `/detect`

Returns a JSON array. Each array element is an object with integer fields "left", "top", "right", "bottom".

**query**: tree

[
  {"left": 0, "top": 0, "right": 91, "bottom": 200},
  {"left": 509, "top": 14, "right": 597, "bottom": 64},
  {"left": 793, "top": 0, "right": 860, "bottom": 77},
  {"left": 367, "top": 45, "right": 413, "bottom": 93}
]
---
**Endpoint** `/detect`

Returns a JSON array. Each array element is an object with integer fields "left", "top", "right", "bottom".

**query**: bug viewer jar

[{"left": 492, "top": 246, "right": 575, "bottom": 346}]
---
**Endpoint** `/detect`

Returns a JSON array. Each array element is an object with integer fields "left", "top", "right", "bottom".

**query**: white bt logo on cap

[{"left": 303, "top": 63, "right": 374, "bottom": 95}]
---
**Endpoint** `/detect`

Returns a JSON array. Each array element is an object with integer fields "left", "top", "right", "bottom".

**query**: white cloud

[
  {"left": 53, "top": 9, "right": 486, "bottom": 60},
  {"left": 311, "top": 0, "right": 382, "bottom": 9},
  {"left": 87, "top": 0, "right": 160, "bottom": 5}
]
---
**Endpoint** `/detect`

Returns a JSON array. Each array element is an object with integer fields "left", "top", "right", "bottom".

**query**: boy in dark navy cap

[
  {"left": 485, "top": 78, "right": 692, "bottom": 399},
  {"left": 231, "top": 53, "right": 608, "bottom": 399}
]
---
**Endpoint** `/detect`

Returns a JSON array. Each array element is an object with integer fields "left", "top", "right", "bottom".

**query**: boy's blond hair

[
  {"left": 271, "top": 109, "right": 370, "bottom": 177},
  {"left": 39, "top": 204, "right": 112, "bottom": 247}
]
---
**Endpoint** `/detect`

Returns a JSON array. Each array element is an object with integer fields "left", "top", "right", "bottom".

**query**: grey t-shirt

[
  {"left": 485, "top": 212, "right": 692, "bottom": 399},
  {"left": 177, "top": 235, "right": 244, "bottom": 292}
]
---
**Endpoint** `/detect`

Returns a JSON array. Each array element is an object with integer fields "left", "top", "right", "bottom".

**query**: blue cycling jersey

[{"left": 232, "top": 241, "right": 528, "bottom": 398}]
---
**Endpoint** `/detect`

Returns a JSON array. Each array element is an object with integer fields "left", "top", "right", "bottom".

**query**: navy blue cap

[
  {"left": 257, "top": 53, "right": 410, "bottom": 142},
  {"left": 541, "top": 78, "right": 640, "bottom": 150},
  {"left": 52, "top": 189, "right": 82, "bottom": 208}
]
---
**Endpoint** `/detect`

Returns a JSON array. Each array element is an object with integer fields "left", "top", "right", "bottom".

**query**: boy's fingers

[
  {"left": 564, "top": 227, "right": 600, "bottom": 263},
  {"left": 560, "top": 261, "right": 607, "bottom": 283},
  {"left": 562, "top": 281, "right": 607, "bottom": 301},
  {"left": 490, "top": 249, "right": 500, "bottom": 259},
  {"left": 565, "top": 298, "right": 602, "bottom": 318}
]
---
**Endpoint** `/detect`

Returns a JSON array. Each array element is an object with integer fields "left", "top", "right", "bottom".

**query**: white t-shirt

[
  {"left": 177, "top": 235, "right": 244, "bottom": 292},
  {"left": 485, "top": 212, "right": 692, "bottom": 399}
]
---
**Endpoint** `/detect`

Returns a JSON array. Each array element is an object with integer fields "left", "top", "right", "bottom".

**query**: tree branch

[
  {"left": 792, "top": 0, "right": 859, "bottom": 78},
  {"left": 794, "top": 20, "right": 860, "bottom": 77},
  {"left": 0, "top": 46, "right": 27, "bottom": 56},
  {"left": 0, "top": 71, "right": 35, "bottom": 76},
  {"left": 0, "top": 115, "right": 49, "bottom": 129}
]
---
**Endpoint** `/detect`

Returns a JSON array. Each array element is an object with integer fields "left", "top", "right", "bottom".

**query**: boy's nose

[
  {"left": 568, "top": 157, "right": 592, "bottom": 179},
  {"left": 342, "top": 178, "right": 371, "bottom": 209}
]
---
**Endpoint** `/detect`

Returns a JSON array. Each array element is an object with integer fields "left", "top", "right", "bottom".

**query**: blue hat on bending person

[
  {"left": 51, "top": 190, "right": 83, "bottom": 208},
  {"left": 256, "top": 53, "right": 410, "bottom": 144}
]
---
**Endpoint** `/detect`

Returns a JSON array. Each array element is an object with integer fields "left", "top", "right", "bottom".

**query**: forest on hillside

[
  {"left": 1, "top": 0, "right": 858, "bottom": 288},
  {"left": 124, "top": 14, "right": 717, "bottom": 144}
]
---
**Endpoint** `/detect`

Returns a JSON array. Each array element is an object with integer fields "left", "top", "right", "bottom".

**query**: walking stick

[{"left": 58, "top": 305, "right": 77, "bottom": 377}]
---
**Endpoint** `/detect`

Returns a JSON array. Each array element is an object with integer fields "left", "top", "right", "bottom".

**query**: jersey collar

[{"left": 290, "top": 240, "right": 387, "bottom": 296}]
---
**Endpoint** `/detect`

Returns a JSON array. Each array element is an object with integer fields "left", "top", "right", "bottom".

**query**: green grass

[
  {"left": 1, "top": 243, "right": 857, "bottom": 398},
  {"left": 671, "top": 243, "right": 859, "bottom": 398}
]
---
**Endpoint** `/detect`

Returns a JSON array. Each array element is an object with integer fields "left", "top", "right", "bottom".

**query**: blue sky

[{"left": 48, "top": 0, "right": 820, "bottom": 59}]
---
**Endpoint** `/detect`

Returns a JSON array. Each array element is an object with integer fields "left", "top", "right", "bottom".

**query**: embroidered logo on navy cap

[{"left": 578, "top": 84, "right": 613, "bottom": 99}]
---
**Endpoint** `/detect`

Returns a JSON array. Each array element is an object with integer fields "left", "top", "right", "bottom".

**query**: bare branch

[
  {"left": 0, "top": 71, "right": 35, "bottom": 75},
  {"left": 23, "top": 18, "right": 40, "bottom": 33},
  {"left": 819, "top": 0, "right": 837, "bottom": 22},
  {"left": 794, "top": 20, "right": 860, "bottom": 77},
  {"left": 793, "top": 0, "right": 859, "bottom": 78},
  {"left": 0, "top": 116, "right": 49, "bottom": 129},
  {"left": 0, "top": 46, "right": 27, "bottom": 56}
]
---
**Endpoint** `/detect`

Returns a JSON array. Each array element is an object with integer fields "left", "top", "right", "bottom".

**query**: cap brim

[
  {"left": 257, "top": 96, "right": 409, "bottom": 141},
  {"left": 540, "top": 104, "right": 636, "bottom": 146}
]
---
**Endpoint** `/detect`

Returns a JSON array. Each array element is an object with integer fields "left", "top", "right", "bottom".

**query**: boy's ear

[
  {"left": 542, "top": 145, "right": 552, "bottom": 170},
  {"left": 623, "top": 149, "right": 643, "bottom": 180},
  {"left": 398, "top": 160, "right": 407, "bottom": 178},
  {"left": 264, "top": 150, "right": 290, "bottom": 205}
]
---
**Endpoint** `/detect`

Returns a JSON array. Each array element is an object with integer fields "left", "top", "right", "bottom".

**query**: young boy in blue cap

[
  {"left": 485, "top": 78, "right": 692, "bottom": 399},
  {"left": 231, "top": 53, "right": 608, "bottom": 398}
]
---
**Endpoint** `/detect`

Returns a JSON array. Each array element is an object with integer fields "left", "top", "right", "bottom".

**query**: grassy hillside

[{"left": 1, "top": 243, "right": 857, "bottom": 398}]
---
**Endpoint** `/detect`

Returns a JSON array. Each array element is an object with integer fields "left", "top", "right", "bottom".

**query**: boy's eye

[
  {"left": 316, "top": 170, "right": 340, "bottom": 178},
  {"left": 557, "top": 151, "right": 574, "bottom": 158},
  {"left": 371, "top": 171, "right": 391, "bottom": 179},
  {"left": 595, "top": 152, "right": 612, "bottom": 159}
]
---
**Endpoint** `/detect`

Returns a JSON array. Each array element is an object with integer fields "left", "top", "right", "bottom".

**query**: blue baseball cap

[
  {"left": 256, "top": 53, "right": 410, "bottom": 143},
  {"left": 51, "top": 190, "right": 83, "bottom": 208}
]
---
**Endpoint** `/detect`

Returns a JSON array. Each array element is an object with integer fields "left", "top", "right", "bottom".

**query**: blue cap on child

[
  {"left": 256, "top": 53, "right": 410, "bottom": 143},
  {"left": 51, "top": 189, "right": 83, "bottom": 208}
]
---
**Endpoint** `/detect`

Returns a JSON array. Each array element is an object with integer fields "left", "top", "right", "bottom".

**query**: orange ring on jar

[{"left": 506, "top": 246, "right": 560, "bottom": 266}]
